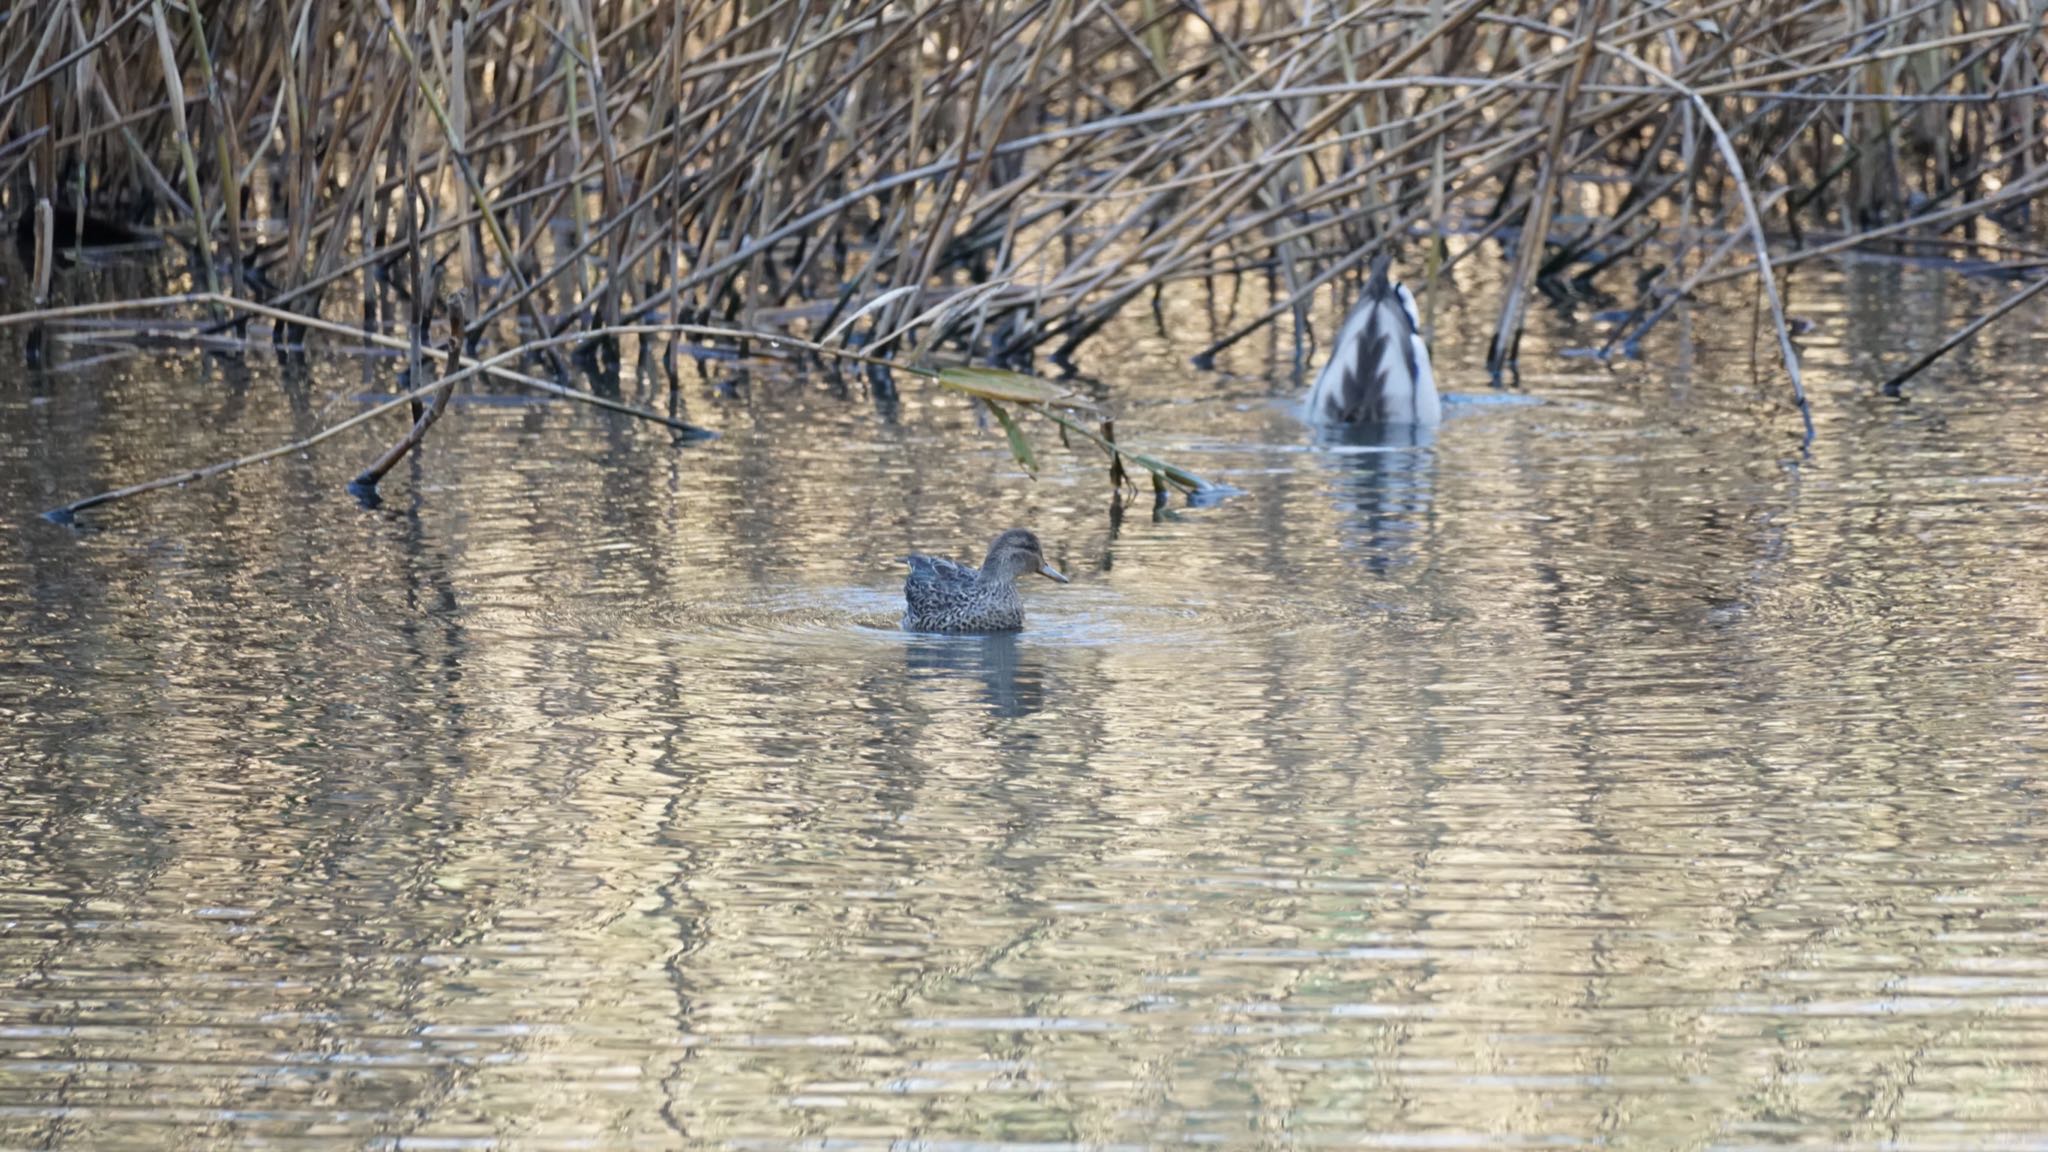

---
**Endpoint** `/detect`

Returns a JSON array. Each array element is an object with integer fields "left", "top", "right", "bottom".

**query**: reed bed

[{"left": 6, "top": 0, "right": 2046, "bottom": 513}]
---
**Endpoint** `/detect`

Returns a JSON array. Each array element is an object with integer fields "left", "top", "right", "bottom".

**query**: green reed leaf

[{"left": 985, "top": 400, "right": 1038, "bottom": 475}]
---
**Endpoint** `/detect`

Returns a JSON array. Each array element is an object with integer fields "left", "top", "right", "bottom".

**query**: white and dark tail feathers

[{"left": 1305, "top": 254, "right": 1440, "bottom": 427}]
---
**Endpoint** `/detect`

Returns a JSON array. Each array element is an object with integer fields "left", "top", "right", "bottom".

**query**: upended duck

[
  {"left": 1305, "top": 254, "right": 1441, "bottom": 427},
  {"left": 903, "top": 528, "right": 1068, "bottom": 633}
]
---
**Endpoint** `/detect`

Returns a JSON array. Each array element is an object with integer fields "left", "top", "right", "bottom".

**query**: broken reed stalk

[
  {"left": 1882, "top": 274, "right": 2048, "bottom": 396},
  {"left": 352, "top": 300, "right": 466, "bottom": 493},
  {"left": 1488, "top": 0, "right": 1602, "bottom": 381},
  {"left": 143, "top": 0, "right": 220, "bottom": 312},
  {"left": 3, "top": 0, "right": 2045, "bottom": 456},
  {"left": 39, "top": 317, "right": 715, "bottom": 523},
  {"left": 36, "top": 308, "right": 1211, "bottom": 520}
]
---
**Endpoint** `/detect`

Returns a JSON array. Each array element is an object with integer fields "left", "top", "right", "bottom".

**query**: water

[{"left": 4, "top": 262, "right": 2048, "bottom": 1148}]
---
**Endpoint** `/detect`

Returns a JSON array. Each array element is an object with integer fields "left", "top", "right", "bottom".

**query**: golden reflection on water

[{"left": 2, "top": 263, "right": 2047, "bottom": 1147}]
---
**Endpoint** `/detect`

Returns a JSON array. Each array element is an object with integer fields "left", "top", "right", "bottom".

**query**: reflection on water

[
  {"left": 4, "top": 263, "right": 2048, "bottom": 1148},
  {"left": 903, "top": 630, "right": 1044, "bottom": 718},
  {"left": 1319, "top": 421, "right": 1439, "bottom": 573}
]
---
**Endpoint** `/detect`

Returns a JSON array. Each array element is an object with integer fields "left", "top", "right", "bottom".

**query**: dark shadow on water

[
  {"left": 1317, "top": 422, "right": 1438, "bottom": 574},
  {"left": 902, "top": 630, "right": 1044, "bottom": 718}
]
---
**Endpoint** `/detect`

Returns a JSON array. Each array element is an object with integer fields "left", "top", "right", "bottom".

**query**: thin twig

[{"left": 1882, "top": 275, "right": 2048, "bottom": 396}]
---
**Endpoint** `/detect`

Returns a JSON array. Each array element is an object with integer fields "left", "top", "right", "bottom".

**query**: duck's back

[
  {"left": 903, "top": 554, "right": 1023, "bottom": 632},
  {"left": 1306, "top": 263, "right": 1440, "bottom": 427}
]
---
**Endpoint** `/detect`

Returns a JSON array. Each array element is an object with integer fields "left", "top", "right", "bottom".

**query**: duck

[
  {"left": 1305, "top": 253, "right": 1440, "bottom": 427},
  {"left": 903, "top": 528, "right": 1068, "bottom": 633}
]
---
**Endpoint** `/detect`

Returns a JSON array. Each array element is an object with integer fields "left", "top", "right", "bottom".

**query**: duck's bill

[{"left": 1037, "top": 563, "right": 1071, "bottom": 584}]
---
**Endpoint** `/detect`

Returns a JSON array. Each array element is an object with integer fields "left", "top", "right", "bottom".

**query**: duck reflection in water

[
  {"left": 901, "top": 631, "right": 1044, "bottom": 718},
  {"left": 1320, "top": 422, "right": 1438, "bottom": 574}
]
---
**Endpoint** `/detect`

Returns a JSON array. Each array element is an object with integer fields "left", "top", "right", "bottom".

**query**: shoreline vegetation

[{"left": 7, "top": 0, "right": 2046, "bottom": 518}]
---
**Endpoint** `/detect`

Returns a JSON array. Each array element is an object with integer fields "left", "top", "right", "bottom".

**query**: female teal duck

[{"left": 903, "top": 528, "right": 1068, "bottom": 633}]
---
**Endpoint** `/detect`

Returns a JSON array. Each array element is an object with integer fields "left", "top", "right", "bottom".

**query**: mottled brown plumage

[{"left": 903, "top": 528, "right": 1068, "bottom": 632}]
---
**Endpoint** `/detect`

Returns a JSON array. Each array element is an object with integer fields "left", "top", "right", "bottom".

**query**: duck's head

[{"left": 982, "top": 528, "right": 1068, "bottom": 585}]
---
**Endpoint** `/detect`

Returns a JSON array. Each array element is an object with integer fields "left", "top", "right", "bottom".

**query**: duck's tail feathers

[{"left": 1306, "top": 256, "right": 1441, "bottom": 427}]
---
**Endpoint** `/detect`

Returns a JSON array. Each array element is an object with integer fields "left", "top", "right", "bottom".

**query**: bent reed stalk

[{"left": 6, "top": 0, "right": 2046, "bottom": 507}]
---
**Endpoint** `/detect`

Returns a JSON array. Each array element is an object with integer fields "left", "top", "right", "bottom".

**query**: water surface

[{"left": 4, "top": 262, "right": 2048, "bottom": 1148}]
